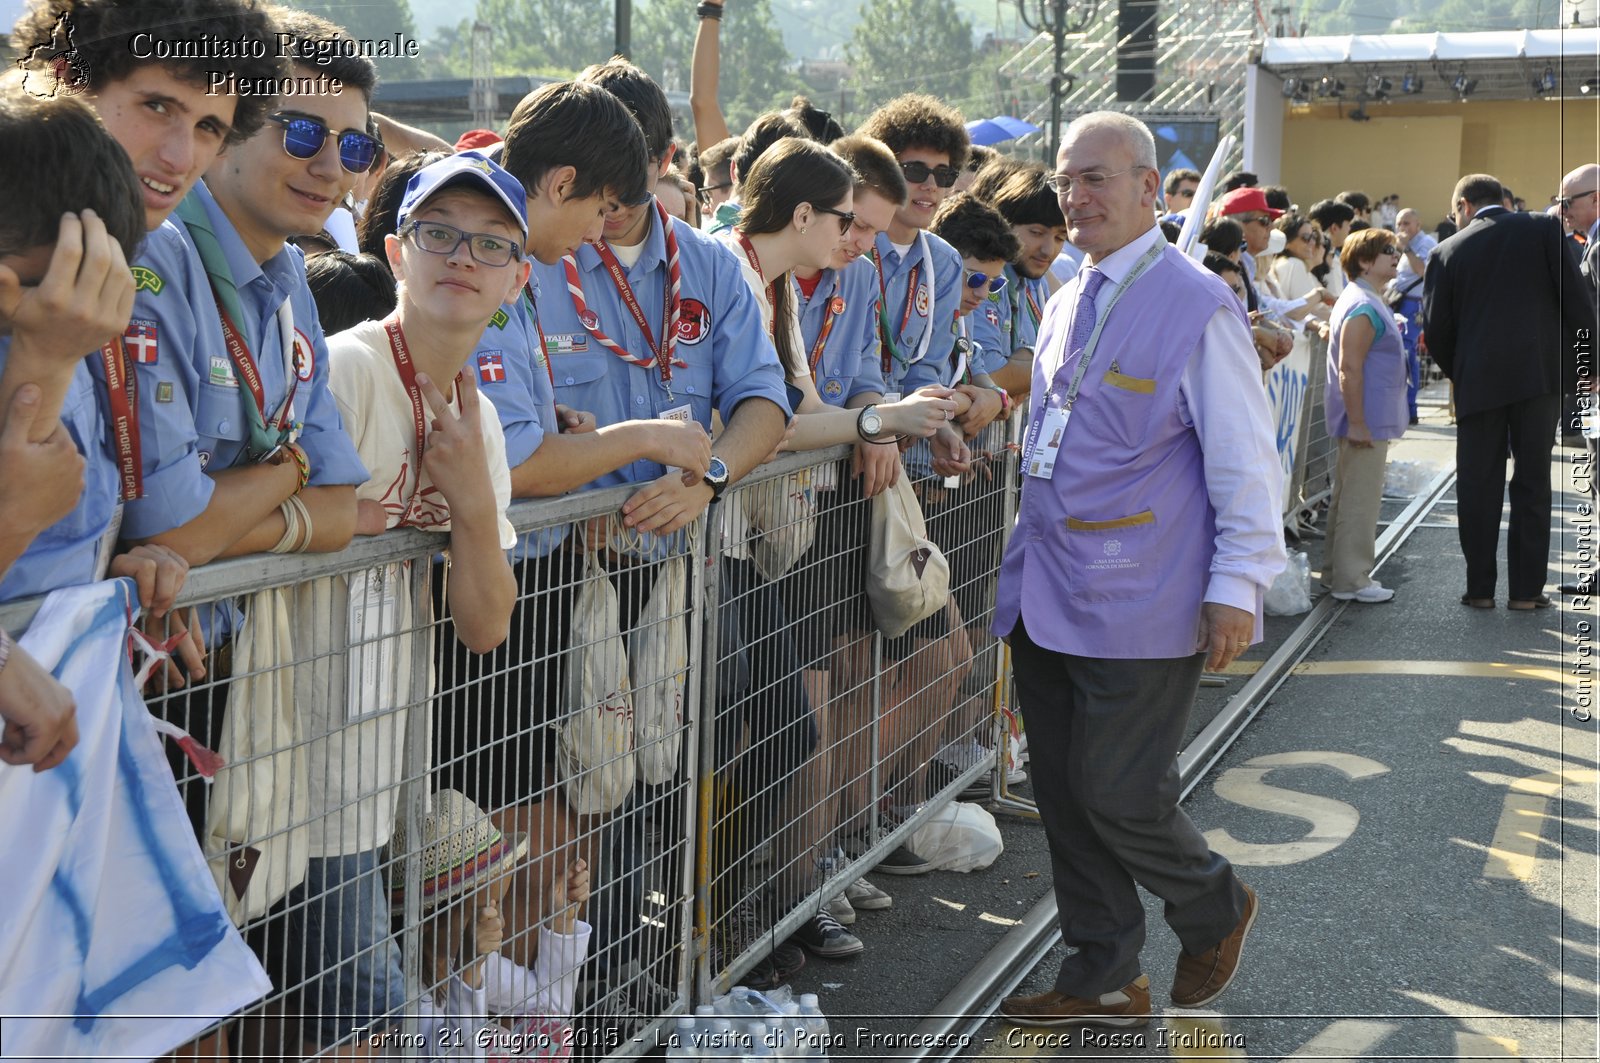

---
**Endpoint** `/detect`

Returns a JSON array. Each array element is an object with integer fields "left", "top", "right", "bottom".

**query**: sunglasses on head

[
  {"left": 268, "top": 112, "right": 380, "bottom": 174},
  {"left": 900, "top": 160, "right": 960, "bottom": 188},
  {"left": 964, "top": 269, "right": 1008, "bottom": 294}
]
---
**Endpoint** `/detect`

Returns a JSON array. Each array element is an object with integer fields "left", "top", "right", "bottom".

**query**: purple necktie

[{"left": 1066, "top": 266, "right": 1108, "bottom": 364}]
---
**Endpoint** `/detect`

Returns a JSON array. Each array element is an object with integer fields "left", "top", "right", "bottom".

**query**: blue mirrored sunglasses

[
  {"left": 268, "top": 113, "right": 380, "bottom": 174},
  {"left": 965, "top": 270, "right": 1008, "bottom": 294}
]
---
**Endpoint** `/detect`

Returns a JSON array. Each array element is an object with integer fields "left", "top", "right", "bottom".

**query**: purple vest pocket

[{"left": 1062, "top": 509, "right": 1159, "bottom": 602}]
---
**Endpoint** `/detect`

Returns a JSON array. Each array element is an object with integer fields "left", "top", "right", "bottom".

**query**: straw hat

[{"left": 390, "top": 788, "right": 529, "bottom": 913}]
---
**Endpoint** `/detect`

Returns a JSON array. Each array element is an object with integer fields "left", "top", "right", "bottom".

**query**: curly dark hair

[
  {"left": 11, "top": 0, "right": 287, "bottom": 145},
  {"left": 856, "top": 93, "right": 969, "bottom": 171},
  {"left": 929, "top": 192, "right": 1020, "bottom": 266}
]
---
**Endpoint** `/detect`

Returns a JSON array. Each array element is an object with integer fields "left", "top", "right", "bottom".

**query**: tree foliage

[
  {"left": 471, "top": 0, "right": 614, "bottom": 75},
  {"left": 632, "top": 0, "right": 797, "bottom": 137},
  {"left": 846, "top": 0, "right": 974, "bottom": 117}
]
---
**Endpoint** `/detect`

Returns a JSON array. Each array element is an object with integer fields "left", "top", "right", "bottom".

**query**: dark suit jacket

[{"left": 1421, "top": 207, "right": 1595, "bottom": 417}]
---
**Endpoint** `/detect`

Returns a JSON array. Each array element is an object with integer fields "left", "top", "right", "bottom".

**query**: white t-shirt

[{"left": 298, "top": 318, "right": 516, "bottom": 858}]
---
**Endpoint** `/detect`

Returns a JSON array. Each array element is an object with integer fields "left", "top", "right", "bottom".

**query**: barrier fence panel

[
  {"left": 1296, "top": 333, "right": 1336, "bottom": 524},
  {"left": 5, "top": 417, "right": 1030, "bottom": 1057}
]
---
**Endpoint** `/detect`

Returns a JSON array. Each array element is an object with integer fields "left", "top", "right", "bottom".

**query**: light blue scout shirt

[
  {"left": 873, "top": 229, "right": 964, "bottom": 394},
  {"left": 527, "top": 210, "right": 790, "bottom": 492},
  {"left": 968, "top": 264, "right": 1050, "bottom": 377},
  {"left": 0, "top": 343, "right": 120, "bottom": 602},
  {"left": 469, "top": 281, "right": 567, "bottom": 558},
  {"left": 793, "top": 256, "right": 885, "bottom": 408},
  {"left": 128, "top": 181, "right": 367, "bottom": 641},
  {"left": 144, "top": 181, "right": 367, "bottom": 495}
]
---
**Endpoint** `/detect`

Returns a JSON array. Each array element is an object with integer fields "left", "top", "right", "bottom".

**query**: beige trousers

[{"left": 1323, "top": 437, "right": 1391, "bottom": 593}]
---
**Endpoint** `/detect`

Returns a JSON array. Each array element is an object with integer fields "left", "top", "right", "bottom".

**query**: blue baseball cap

[{"left": 397, "top": 150, "right": 528, "bottom": 241}]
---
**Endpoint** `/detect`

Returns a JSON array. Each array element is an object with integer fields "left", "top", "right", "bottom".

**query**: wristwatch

[
  {"left": 702, "top": 456, "right": 729, "bottom": 502},
  {"left": 856, "top": 404, "right": 884, "bottom": 441}
]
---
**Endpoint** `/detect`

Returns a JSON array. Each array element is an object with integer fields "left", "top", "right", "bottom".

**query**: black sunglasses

[
  {"left": 900, "top": 160, "right": 960, "bottom": 188},
  {"left": 1559, "top": 189, "right": 1598, "bottom": 209},
  {"left": 268, "top": 112, "right": 380, "bottom": 174},
  {"left": 814, "top": 205, "right": 856, "bottom": 234},
  {"left": 697, "top": 181, "right": 733, "bottom": 208}
]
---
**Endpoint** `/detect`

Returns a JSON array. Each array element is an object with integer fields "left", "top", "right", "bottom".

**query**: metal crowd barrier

[{"left": 0, "top": 420, "right": 1028, "bottom": 1060}]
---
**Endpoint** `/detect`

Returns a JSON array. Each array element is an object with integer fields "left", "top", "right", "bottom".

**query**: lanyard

[
  {"left": 97, "top": 338, "right": 143, "bottom": 501},
  {"left": 214, "top": 294, "right": 299, "bottom": 459},
  {"left": 872, "top": 252, "right": 920, "bottom": 374},
  {"left": 800, "top": 272, "right": 843, "bottom": 377},
  {"left": 563, "top": 201, "right": 684, "bottom": 394},
  {"left": 522, "top": 283, "right": 556, "bottom": 390},
  {"left": 734, "top": 229, "right": 778, "bottom": 338},
  {"left": 382, "top": 316, "right": 431, "bottom": 527},
  {"left": 1024, "top": 240, "right": 1166, "bottom": 460}
]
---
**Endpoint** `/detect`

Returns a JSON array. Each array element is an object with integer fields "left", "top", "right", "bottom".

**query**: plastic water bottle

[
  {"left": 726, "top": 986, "right": 763, "bottom": 1019},
  {"left": 774, "top": 1002, "right": 805, "bottom": 1059},
  {"left": 743, "top": 1020, "right": 775, "bottom": 1062},
  {"left": 797, "top": 993, "right": 829, "bottom": 1058},
  {"left": 708, "top": 1018, "right": 741, "bottom": 1059},
  {"left": 667, "top": 1016, "right": 700, "bottom": 1061}
]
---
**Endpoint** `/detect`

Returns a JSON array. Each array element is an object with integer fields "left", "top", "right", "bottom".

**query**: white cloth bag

[
  {"left": 866, "top": 474, "right": 950, "bottom": 638},
  {"left": 203, "top": 586, "right": 310, "bottom": 925},
  {"left": 627, "top": 557, "right": 686, "bottom": 786},
  {"left": 558, "top": 549, "right": 636, "bottom": 814}
]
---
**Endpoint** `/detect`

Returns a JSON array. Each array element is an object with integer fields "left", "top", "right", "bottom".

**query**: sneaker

[
  {"left": 791, "top": 911, "right": 864, "bottom": 958},
  {"left": 844, "top": 877, "right": 892, "bottom": 911},
  {"left": 875, "top": 842, "right": 936, "bottom": 876},
  {"left": 1331, "top": 580, "right": 1395, "bottom": 603},
  {"left": 1171, "top": 883, "right": 1257, "bottom": 1007},
  {"left": 824, "top": 891, "right": 856, "bottom": 926},
  {"left": 741, "top": 942, "right": 807, "bottom": 990},
  {"left": 1000, "top": 974, "right": 1151, "bottom": 1028}
]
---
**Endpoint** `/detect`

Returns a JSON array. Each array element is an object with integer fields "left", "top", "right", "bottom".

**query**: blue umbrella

[
  {"left": 964, "top": 118, "right": 1015, "bottom": 146},
  {"left": 991, "top": 115, "right": 1041, "bottom": 139}
]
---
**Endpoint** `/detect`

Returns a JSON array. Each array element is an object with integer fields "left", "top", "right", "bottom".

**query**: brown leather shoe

[
  {"left": 1000, "top": 974, "right": 1151, "bottom": 1028},
  {"left": 1171, "top": 883, "right": 1257, "bottom": 1008}
]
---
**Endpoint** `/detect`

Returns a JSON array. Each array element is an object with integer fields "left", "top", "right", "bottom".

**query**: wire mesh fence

[{"left": 0, "top": 423, "right": 1032, "bottom": 1060}]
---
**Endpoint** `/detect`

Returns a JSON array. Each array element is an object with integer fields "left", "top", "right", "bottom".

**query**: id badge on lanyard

[{"left": 1023, "top": 241, "right": 1164, "bottom": 480}]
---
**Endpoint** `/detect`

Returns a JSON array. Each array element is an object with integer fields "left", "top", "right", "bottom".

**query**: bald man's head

[
  {"left": 1396, "top": 208, "right": 1420, "bottom": 239},
  {"left": 1559, "top": 163, "right": 1600, "bottom": 234}
]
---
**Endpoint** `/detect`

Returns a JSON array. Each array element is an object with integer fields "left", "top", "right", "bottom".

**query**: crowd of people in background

[{"left": 0, "top": 0, "right": 1593, "bottom": 1057}]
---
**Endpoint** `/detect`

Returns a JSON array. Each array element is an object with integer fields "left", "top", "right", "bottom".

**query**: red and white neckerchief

[{"left": 561, "top": 199, "right": 685, "bottom": 393}]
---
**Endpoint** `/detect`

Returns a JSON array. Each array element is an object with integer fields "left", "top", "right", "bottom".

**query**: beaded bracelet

[{"left": 287, "top": 442, "right": 311, "bottom": 492}]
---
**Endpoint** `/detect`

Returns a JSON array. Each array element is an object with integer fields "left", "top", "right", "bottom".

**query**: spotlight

[
  {"left": 1281, "top": 76, "right": 1302, "bottom": 99},
  {"left": 1400, "top": 66, "right": 1424, "bottom": 94},
  {"left": 1535, "top": 65, "right": 1557, "bottom": 94},
  {"left": 1365, "top": 74, "right": 1392, "bottom": 98},
  {"left": 1317, "top": 75, "right": 1345, "bottom": 98},
  {"left": 1583, "top": 77, "right": 1600, "bottom": 95}
]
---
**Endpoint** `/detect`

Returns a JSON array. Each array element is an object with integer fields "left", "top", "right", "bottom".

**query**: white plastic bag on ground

[
  {"left": 1264, "top": 549, "right": 1313, "bottom": 616},
  {"left": 904, "top": 801, "right": 1004, "bottom": 872},
  {"left": 558, "top": 549, "right": 635, "bottom": 815},
  {"left": 1382, "top": 459, "right": 1438, "bottom": 499},
  {"left": 627, "top": 557, "right": 686, "bottom": 786}
]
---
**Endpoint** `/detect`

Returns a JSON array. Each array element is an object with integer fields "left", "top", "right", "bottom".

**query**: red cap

[
  {"left": 454, "top": 128, "right": 503, "bottom": 153},
  {"left": 1215, "top": 187, "right": 1283, "bottom": 219}
]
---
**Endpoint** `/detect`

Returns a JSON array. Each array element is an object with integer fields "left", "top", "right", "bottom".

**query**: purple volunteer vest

[
  {"left": 1325, "top": 280, "right": 1409, "bottom": 440},
  {"left": 993, "top": 245, "right": 1254, "bottom": 659}
]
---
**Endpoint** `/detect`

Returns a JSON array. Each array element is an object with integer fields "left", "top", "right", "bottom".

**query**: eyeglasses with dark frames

[
  {"left": 267, "top": 112, "right": 380, "bottom": 174},
  {"left": 1558, "top": 189, "right": 1598, "bottom": 209},
  {"left": 697, "top": 182, "right": 733, "bottom": 208},
  {"left": 401, "top": 219, "right": 522, "bottom": 267},
  {"left": 900, "top": 161, "right": 961, "bottom": 188}
]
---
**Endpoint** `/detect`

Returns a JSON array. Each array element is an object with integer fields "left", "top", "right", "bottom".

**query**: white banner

[
  {"left": 0, "top": 579, "right": 271, "bottom": 1061},
  {"left": 1265, "top": 333, "right": 1314, "bottom": 514}
]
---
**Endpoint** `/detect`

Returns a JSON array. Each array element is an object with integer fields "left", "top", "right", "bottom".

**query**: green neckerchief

[{"left": 174, "top": 191, "right": 283, "bottom": 459}]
